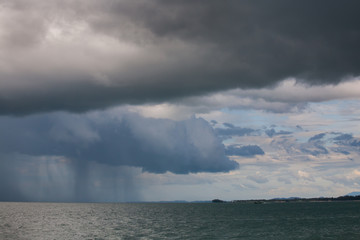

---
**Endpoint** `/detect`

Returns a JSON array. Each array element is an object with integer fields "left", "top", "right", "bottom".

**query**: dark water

[{"left": 1, "top": 201, "right": 360, "bottom": 239}]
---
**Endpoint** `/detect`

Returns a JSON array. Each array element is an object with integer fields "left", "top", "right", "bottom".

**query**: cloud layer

[
  {"left": 1, "top": 0, "right": 360, "bottom": 203},
  {"left": 0, "top": 109, "right": 239, "bottom": 201},
  {"left": 1, "top": 0, "right": 360, "bottom": 115},
  {"left": 0, "top": 110, "right": 237, "bottom": 174}
]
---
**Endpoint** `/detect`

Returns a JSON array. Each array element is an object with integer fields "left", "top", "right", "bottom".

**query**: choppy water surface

[{"left": 1, "top": 201, "right": 360, "bottom": 239}]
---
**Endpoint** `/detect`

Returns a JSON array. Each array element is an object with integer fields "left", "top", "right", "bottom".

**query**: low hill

[{"left": 346, "top": 192, "right": 360, "bottom": 197}]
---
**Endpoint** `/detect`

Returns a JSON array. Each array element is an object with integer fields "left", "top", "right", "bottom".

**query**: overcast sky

[{"left": 1, "top": 0, "right": 360, "bottom": 202}]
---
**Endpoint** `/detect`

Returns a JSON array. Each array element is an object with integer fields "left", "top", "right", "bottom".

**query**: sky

[{"left": 0, "top": 0, "right": 360, "bottom": 202}]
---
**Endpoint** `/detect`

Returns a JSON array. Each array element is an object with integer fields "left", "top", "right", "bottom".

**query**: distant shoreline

[
  {"left": 1, "top": 195, "right": 360, "bottom": 204},
  {"left": 212, "top": 195, "right": 360, "bottom": 204}
]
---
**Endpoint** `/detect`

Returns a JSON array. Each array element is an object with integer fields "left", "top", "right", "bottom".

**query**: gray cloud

[
  {"left": 215, "top": 126, "right": 257, "bottom": 138},
  {"left": 301, "top": 144, "right": 329, "bottom": 156},
  {"left": 271, "top": 131, "right": 360, "bottom": 159},
  {"left": 0, "top": 155, "right": 27, "bottom": 201},
  {"left": 210, "top": 120, "right": 218, "bottom": 126},
  {"left": 332, "top": 133, "right": 360, "bottom": 151},
  {"left": 272, "top": 132, "right": 331, "bottom": 156},
  {"left": 0, "top": 109, "right": 239, "bottom": 201},
  {"left": 223, "top": 123, "right": 235, "bottom": 128},
  {"left": 334, "top": 133, "right": 353, "bottom": 141},
  {"left": 0, "top": 153, "right": 142, "bottom": 202},
  {"left": 225, "top": 145, "right": 264, "bottom": 157},
  {"left": 0, "top": 110, "right": 237, "bottom": 174},
  {"left": 265, "top": 128, "right": 292, "bottom": 138},
  {"left": 0, "top": 0, "right": 360, "bottom": 115},
  {"left": 308, "top": 133, "right": 327, "bottom": 142},
  {"left": 332, "top": 149, "right": 351, "bottom": 155}
]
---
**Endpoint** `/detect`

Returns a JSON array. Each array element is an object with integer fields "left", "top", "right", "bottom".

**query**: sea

[{"left": 1, "top": 201, "right": 360, "bottom": 239}]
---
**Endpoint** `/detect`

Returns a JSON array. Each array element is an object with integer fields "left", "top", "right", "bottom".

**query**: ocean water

[{"left": 1, "top": 201, "right": 360, "bottom": 239}]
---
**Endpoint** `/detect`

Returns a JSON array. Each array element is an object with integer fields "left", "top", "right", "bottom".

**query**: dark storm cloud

[
  {"left": 0, "top": 155, "right": 27, "bottom": 201},
  {"left": 1, "top": 0, "right": 360, "bottom": 115},
  {"left": 225, "top": 145, "right": 265, "bottom": 157},
  {"left": 0, "top": 154, "right": 142, "bottom": 202},
  {"left": 0, "top": 110, "right": 239, "bottom": 201},
  {"left": 122, "top": 0, "right": 360, "bottom": 85},
  {"left": 0, "top": 111, "right": 238, "bottom": 174}
]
